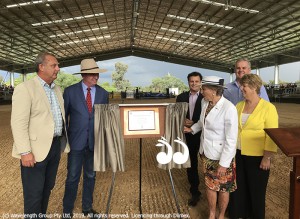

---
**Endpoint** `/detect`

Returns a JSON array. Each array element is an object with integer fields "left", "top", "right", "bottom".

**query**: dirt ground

[{"left": 0, "top": 99, "right": 299, "bottom": 219}]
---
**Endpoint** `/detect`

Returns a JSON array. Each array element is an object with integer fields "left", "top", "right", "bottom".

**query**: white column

[
  {"left": 256, "top": 68, "right": 260, "bottom": 76},
  {"left": 10, "top": 72, "right": 14, "bottom": 87},
  {"left": 229, "top": 73, "right": 234, "bottom": 82},
  {"left": 274, "top": 64, "right": 279, "bottom": 85}
]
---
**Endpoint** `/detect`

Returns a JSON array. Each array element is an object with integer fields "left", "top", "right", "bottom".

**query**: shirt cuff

[{"left": 20, "top": 151, "right": 31, "bottom": 155}]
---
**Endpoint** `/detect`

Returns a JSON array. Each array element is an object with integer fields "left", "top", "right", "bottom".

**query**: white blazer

[{"left": 191, "top": 96, "right": 238, "bottom": 167}]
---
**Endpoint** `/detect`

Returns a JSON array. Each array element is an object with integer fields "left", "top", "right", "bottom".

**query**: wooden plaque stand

[{"left": 265, "top": 128, "right": 300, "bottom": 219}]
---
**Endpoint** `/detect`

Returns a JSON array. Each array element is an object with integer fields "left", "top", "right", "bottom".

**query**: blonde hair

[{"left": 240, "top": 74, "right": 262, "bottom": 94}]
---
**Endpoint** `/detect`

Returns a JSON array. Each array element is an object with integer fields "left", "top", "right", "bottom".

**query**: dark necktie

[{"left": 86, "top": 87, "right": 92, "bottom": 113}]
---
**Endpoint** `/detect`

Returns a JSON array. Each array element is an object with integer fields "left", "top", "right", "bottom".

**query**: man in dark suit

[
  {"left": 176, "top": 71, "right": 203, "bottom": 206},
  {"left": 62, "top": 58, "right": 109, "bottom": 219}
]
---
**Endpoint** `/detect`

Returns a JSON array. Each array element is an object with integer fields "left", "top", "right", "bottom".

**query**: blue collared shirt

[
  {"left": 223, "top": 80, "right": 270, "bottom": 105},
  {"left": 81, "top": 82, "right": 96, "bottom": 105},
  {"left": 37, "top": 76, "right": 63, "bottom": 137}
]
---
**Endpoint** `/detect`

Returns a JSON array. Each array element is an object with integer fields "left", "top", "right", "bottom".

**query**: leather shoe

[
  {"left": 82, "top": 209, "right": 100, "bottom": 218},
  {"left": 188, "top": 194, "right": 200, "bottom": 207}
]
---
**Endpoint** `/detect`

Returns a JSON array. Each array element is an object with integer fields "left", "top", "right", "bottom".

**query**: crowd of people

[
  {"left": 0, "top": 84, "right": 14, "bottom": 100},
  {"left": 10, "top": 53, "right": 279, "bottom": 219},
  {"left": 265, "top": 82, "right": 299, "bottom": 98}
]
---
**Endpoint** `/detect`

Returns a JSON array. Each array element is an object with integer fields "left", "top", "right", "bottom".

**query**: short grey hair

[
  {"left": 35, "top": 51, "right": 55, "bottom": 73},
  {"left": 202, "top": 85, "right": 224, "bottom": 96},
  {"left": 235, "top": 58, "right": 251, "bottom": 69}
]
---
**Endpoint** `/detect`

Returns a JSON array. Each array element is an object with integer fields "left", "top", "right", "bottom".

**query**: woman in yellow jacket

[{"left": 228, "top": 74, "right": 278, "bottom": 219}]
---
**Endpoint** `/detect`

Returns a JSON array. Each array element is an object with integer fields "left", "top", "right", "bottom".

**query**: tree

[
  {"left": 148, "top": 73, "right": 188, "bottom": 93},
  {"left": 100, "top": 82, "right": 116, "bottom": 92},
  {"left": 111, "top": 62, "right": 131, "bottom": 91},
  {"left": 268, "top": 79, "right": 288, "bottom": 85},
  {"left": 10, "top": 72, "right": 81, "bottom": 90},
  {"left": 56, "top": 71, "right": 81, "bottom": 90}
]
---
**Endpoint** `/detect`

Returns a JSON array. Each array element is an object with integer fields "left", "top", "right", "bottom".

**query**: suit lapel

[
  {"left": 54, "top": 85, "right": 65, "bottom": 120},
  {"left": 204, "top": 97, "right": 224, "bottom": 125},
  {"left": 184, "top": 92, "right": 191, "bottom": 119},
  {"left": 94, "top": 85, "right": 100, "bottom": 104},
  {"left": 192, "top": 94, "right": 202, "bottom": 121},
  {"left": 77, "top": 82, "right": 89, "bottom": 113}
]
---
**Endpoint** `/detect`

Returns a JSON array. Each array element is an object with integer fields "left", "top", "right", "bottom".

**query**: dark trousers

[
  {"left": 21, "top": 137, "right": 61, "bottom": 218},
  {"left": 229, "top": 150, "right": 269, "bottom": 219},
  {"left": 63, "top": 148, "right": 96, "bottom": 213},
  {"left": 187, "top": 142, "right": 201, "bottom": 196}
]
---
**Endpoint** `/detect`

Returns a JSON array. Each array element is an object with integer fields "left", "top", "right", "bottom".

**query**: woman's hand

[
  {"left": 260, "top": 156, "right": 271, "bottom": 170},
  {"left": 217, "top": 165, "right": 227, "bottom": 177},
  {"left": 184, "top": 126, "right": 192, "bottom": 133},
  {"left": 260, "top": 151, "right": 274, "bottom": 171}
]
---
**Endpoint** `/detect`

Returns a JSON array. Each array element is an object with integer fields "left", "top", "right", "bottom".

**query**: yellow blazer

[
  {"left": 11, "top": 76, "right": 70, "bottom": 162},
  {"left": 236, "top": 98, "right": 278, "bottom": 156}
]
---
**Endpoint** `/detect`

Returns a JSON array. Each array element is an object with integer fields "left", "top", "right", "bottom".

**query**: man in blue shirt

[{"left": 224, "top": 58, "right": 269, "bottom": 105}]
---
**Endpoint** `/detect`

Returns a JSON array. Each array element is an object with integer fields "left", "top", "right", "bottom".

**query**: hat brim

[
  {"left": 72, "top": 68, "right": 107, "bottom": 75},
  {"left": 202, "top": 83, "right": 227, "bottom": 89}
]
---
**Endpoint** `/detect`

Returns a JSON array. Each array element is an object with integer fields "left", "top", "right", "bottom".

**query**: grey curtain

[
  {"left": 158, "top": 102, "right": 190, "bottom": 170},
  {"left": 94, "top": 104, "right": 125, "bottom": 172}
]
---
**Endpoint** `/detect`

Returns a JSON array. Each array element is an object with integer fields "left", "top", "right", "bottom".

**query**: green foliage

[
  {"left": 56, "top": 71, "right": 81, "bottom": 90},
  {"left": 11, "top": 72, "right": 81, "bottom": 90},
  {"left": 268, "top": 79, "right": 289, "bottom": 85},
  {"left": 148, "top": 73, "right": 188, "bottom": 93},
  {"left": 111, "top": 62, "right": 131, "bottom": 91},
  {"left": 99, "top": 82, "right": 117, "bottom": 92},
  {"left": 11, "top": 73, "right": 36, "bottom": 86}
]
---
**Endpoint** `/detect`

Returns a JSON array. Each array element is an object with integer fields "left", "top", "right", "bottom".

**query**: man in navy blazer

[
  {"left": 176, "top": 71, "right": 203, "bottom": 206},
  {"left": 63, "top": 58, "right": 109, "bottom": 219}
]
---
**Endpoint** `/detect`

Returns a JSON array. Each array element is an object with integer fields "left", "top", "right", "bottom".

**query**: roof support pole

[
  {"left": 22, "top": 73, "right": 26, "bottom": 82},
  {"left": 21, "top": 69, "right": 26, "bottom": 82},
  {"left": 274, "top": 64, "right": 279, "bottom": 85},
  {"left": 256, "top": 67, "right": 260, "bottom": 76},
  {"left": 229, "top": 73, "right": 234, "bottom": 82},
  {"left": 10, "top": 72, "right": 14, "bottom": 87}
]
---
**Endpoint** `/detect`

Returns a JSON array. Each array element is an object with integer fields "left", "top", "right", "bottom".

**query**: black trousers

[
  {"left": 228, "top": 150, "right": 269, "bottom": 219},
  {"left": 21, "top": 137, "right": 61, "bottom": 218},
  {"left": 186, "top": 142, "right": 201, "bottom": 196}
]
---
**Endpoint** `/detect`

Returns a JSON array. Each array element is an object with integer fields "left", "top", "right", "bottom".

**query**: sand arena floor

[{"left": 0, "top": 99, "right": 299, "bottom": 219}]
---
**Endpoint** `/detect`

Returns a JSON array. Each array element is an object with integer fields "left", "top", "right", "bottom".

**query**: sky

[{"left": 1, "top": 56, "right": 300, "bottom": 87}]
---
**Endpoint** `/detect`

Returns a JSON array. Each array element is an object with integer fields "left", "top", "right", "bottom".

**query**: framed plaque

[{"left": 120, "top": 104, "right": 167, "bottom": 138}]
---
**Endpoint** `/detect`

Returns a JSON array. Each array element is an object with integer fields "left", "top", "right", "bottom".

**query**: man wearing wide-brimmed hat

[{"left": 62, "top": 58, "right": 108, "bottom": 219}]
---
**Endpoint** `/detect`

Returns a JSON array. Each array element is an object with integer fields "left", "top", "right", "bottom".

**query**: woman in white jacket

[{"left": 184, "top": 76, "right": 238, "bottom": 219}]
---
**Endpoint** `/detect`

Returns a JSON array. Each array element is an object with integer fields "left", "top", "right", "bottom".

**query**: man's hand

[
  {"left": 21, "top": 153, "right": 36, "bottom": 167},
  {"left": 184, "top": 126, "right": 192, "bottom": 133},
  {"left": 184, "top": 119, "right": 194, "bottom": 127}
]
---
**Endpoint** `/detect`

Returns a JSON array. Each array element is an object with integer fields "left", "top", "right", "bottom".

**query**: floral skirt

[{"left": 202, "top": 156, "right": 237, "bottom": 192}]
